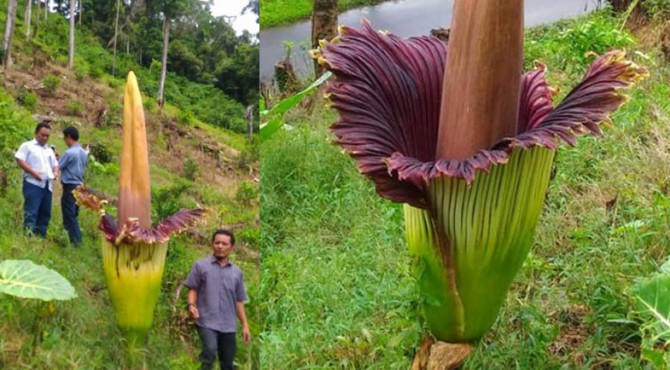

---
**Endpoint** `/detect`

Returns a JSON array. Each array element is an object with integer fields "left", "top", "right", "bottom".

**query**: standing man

[
  {"left": 185, "top": 229, "right": 251, "bottom": 370},
  {"left": 14, "top": 121, "right": 59, "bottom": 237},
  {"left": 58, "top": 126, "right": 88, "bottom": 246}
]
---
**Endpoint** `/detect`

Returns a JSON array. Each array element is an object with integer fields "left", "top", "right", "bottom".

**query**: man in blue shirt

[
  {"left": 58, "top": 126, "right": 88, "bottom": 246},
  {"left": 185, "top": 229, "right": 250, "bottom": 370},
  {"left": 15, "top": 121, "right": 59, "bottom": 237}
]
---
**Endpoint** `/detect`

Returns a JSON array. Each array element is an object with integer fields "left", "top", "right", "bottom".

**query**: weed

[
  {"left": 16, "top": 88, "right": 38, "bottom": 112},
  {"left": 89, "top": 66, "right": 104, "bottom": 79},
  {"left": 88, "top": 142, "right": 113, "bottom": 164},
  {"left": 179, "top": 109, "right": 194, "bottom": 125},
  {"left": 183, "top": 158, "right": 199, "bottom": 181},
  {"left": 74, "top": 65, "right": 88, "bottom": 81},
  {"left": 42, "top": 74, "right": 61, "bottom": 95},
  {"left": 152, "top": 184, "right": 190, "bottom": 223},
  {"left": 641, "top": 0, "right": 670, "bottom": 19},
  {"left": 101, "top": 102, "right": 122, "bottom": 127},
  {"left": 66, "top": 100, "right": 85, "bottom": 116},
  {"left": 260, "top": 12, "right": 670, "bottom": 369},
  {"left": 238, "top": 137, "right": 259, "bottom": 170},
  {"left": 236, "top": 180, "right": 258, "bottom": 206}
]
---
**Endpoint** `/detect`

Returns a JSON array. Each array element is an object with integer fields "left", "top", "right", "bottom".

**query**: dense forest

[{"left": 3, "top": 0, "right": 259, "bottom": 133}]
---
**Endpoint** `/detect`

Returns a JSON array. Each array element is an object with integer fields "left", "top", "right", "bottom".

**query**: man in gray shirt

[
  {"left": 185, "top": 229, "right": 250, "bottom": 370},
  {"left": 58, "top": 126, "right": 88, "bottom": 246}
]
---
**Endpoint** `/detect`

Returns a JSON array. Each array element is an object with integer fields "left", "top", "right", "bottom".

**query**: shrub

[
  {"left": 182, "top": 158, "right": 199, "bottom": 181},
  {"left": 152, "top": 184, "right": 189, "bottom": 223},
  {"left": 89, "top": 66, "right": 104, "bottom": 79},
  {"left": 88, "top": 142, "right": 113, "bottom": 164},
  {"left": 143, "top": 96, "right": 158, "bottom": 114},
  {"left": 101, "top": 102, "right": 122, "bottom": 127},
  {"left": 556, "top": 14, "right": 633, "bottom": 70},
  {"left": 16, "top": 88, "right": 38, "bottom": 112},
  {"left": 74, "top": 65, "right": 88, "bottom": 81},
  {"left": 66, "top": 100, "right": 84, "bottom": 116},
  {"left": 237, "top": 228, "right": 259, "bottom": 249},
  {"left": 42, "top": 75, "right": 61, "bottom": 95},
  {"left": 238, "top": 137, "right": 259, "bottom": 170},
  {"left": 235, "top": 180, "right": 258, "bottom": 206},
  {"left": 641, "top": 0, "right": 670, "bottom": 19},
  {"left": 178, "top": 109, "right": 194, "bottom": 126}
]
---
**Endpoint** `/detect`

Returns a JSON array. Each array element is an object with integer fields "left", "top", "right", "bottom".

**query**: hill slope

[{"left": 0, "top": 7, "right": 260, "bottom": 370}]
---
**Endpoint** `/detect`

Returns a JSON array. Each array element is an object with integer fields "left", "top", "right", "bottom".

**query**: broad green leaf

[
  {"left": 660, "top": 257, "right": 670, "bottom": 274},
  {"left": 0, "top": 260, "right": 77, "bottom": 301},
  {"left": 260, "top": 72, "right": 332, "bottom": 141},
  {"left": 264, "top": 71, "right": 332, "bottom": 116},
  {"left": 260, "top": 115, "right": 285, "bottom": 142},
  {"left": 635, "top": 273, "right": 670, "bottom": 341}
]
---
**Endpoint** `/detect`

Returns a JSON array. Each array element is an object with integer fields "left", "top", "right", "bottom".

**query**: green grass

[
  {"left": 0, "top": 79, "right": 259, "bottom": 370},
  {"left": 261, "top": 0, "right": 383, "bottom": 28},
  {"left": 260, "top": 12, "right": 670, "bottom": 369},
  {"left": 0, "top": 157, "right": 260, "bottom": 369}
]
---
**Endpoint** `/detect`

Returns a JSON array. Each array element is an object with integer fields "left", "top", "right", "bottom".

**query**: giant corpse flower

[
  {"left": 75, "top": 72, "right": 204, "bottom": 348},
  {"left": 313, "top": 7, "right": 646, "bottom": 342}
]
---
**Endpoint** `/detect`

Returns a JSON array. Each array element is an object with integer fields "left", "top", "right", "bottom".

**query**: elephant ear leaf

[
  {"left": 633, "top": 264, "right": 670, "bottom": 368},
  {"left": 635, "top": 272, "right": 670, "bottom": 340},
  {"left": 0, "top": 260, "right": 77, "bottom": 301}
]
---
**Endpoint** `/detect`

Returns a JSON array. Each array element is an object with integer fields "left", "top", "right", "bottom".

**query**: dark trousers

[
  {"left": 196, "top": 325, "right": 236, "bottom": 370},
  {"left": 22, "top": 180, "right": 52, "bottom": 238},
  {"left": 61, "top": 183, "right": 82, "bottom": 246}
]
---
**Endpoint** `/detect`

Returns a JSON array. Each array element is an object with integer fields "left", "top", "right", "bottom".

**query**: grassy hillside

[
  {"left": 260, "top": 0, "right": 383, "bottom": 28},
  {"left": 0, "top": 6, "right": 259, "bottom": 370},
  {"left": 260, "top": 12, "right": 670, "bottom": 369}
]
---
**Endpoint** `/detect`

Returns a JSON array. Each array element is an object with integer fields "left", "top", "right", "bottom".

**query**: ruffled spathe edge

[
  {"left": 74, "top": 185, "right": 206, "bottom": 245},
  {"left": 317, "top": 22, "right": 647, "bottom": 208},
  {"left": 387, "top": 50, "right": 647, "bottom": 188}
]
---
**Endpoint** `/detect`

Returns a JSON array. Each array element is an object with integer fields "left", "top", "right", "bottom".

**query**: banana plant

[
  {"left": 75, "top": 72, "right": 204, "bottom": 348},
  {"left": 313, "top": 1, "right": 646, "bottom": 342}
]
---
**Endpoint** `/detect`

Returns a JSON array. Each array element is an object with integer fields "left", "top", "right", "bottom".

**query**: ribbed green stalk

[
  {"left": 406, "top": 147, "right": 555, "bottom": 341},
  {"left": 102, "top": 240, "right": 168, "bottom": 347}
]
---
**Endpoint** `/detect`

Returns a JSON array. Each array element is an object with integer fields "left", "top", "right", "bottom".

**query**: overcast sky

[{"left": 210, "top": 0, "right": 259, "bottom": 35}]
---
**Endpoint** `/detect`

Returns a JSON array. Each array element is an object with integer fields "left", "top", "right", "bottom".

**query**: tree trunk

[
  {"left": 311, "top": 0, "right": 337, "bottom": 77},
  {"left": 67, "top": 0, "right": 74, "bottom": 69},
  {"left": 245, "top": 105, "right": 254, "bottom": 140},
  {"left": 112, "top": 0, "right": 120, "bottom": 76},
  {"left": 3, "top": 0, "right": 18, "bottom": 81},
  {"left": 24, "top": 0, "right": 32, "bottom": 41},
  {"left": 45, "top": 0, "right": 49, "bottom": 20},
  {"left": 77, "top": 0, "right": 81, "bottom": 25},
  {"left": 35, "top": 0, "right": 40, "bottom": 30},
  {"left": 156, "top": 16, "right": 169, "bottom": 108}
]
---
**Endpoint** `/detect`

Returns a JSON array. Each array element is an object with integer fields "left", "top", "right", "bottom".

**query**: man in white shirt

[{"left": 14, "top": 121, "right": 59, "bottom": 237}]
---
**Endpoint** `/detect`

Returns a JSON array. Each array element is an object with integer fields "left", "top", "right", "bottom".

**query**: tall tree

[
  {"left": 35, "top": 0, "right": 41, "bottom": 30},
  {"left": 156, "top": 15, "right": 169, "bottom": 107},
  {"left": 3, "top": 0, "right": 17, "bottom": 81},
  {"left": 112, "top": 0, "right": 120, "bottom": 75},
  {"left": 45, "top": 0, "right": 49, "bottom": 20},
  {"left": 78, "top": 0, "right": 82, "bottom": 25},
  {"left": 311, "top": 0, "right": 337, "bottom": 77},
  {"left": 156, "top": 0, "right": 193, "bottom": 107},
  {"left": 68, "top": 0, "right": 75, "bottom": 69},
  {"left": 24, "top": 0, "right": 32, "bottom": 41}
]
